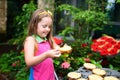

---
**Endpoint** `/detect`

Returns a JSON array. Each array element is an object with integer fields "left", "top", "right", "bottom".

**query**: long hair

[{"left": 27, "top": 9, "right": 54, "bottom": 48}]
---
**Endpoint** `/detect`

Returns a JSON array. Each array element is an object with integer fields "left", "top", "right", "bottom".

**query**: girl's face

[{"left": 37, "top": 17, "right": 52, "bottom": 38}]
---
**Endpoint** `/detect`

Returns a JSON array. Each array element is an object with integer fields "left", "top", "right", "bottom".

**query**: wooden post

[
  {"left": 37, "top": 0, "right": 54, "bottom": 12},
  {"left": 0, "top": 0, "right": 7, "bottom": 34}
]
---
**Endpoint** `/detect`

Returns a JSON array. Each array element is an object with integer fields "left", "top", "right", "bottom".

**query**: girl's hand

[{"left": 45, "top": 49, "right": 61, "bottom": 58}]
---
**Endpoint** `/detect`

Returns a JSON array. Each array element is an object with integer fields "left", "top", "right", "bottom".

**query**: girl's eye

[
  {"left": 42, "top": 25, "right": 47, "bottom": 28},
  {"left": 42, "top": 25, "right": 51, "bottom": 28}
]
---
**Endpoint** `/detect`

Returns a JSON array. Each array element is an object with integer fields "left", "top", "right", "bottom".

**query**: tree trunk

[
  {"left": 37, "top": 0, "right": 54, "bottom": 12},
  {"left": 0, "top": 0, "right": 7, "bottom": 34}
]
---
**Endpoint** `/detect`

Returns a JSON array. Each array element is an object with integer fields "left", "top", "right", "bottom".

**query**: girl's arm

[{"left": 24, "top": 36, "right": 61, "bottom": 67}]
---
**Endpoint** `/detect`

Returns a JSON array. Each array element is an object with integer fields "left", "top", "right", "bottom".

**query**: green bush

[
  {"left": 0, "top": 1, "right": 36, "bottom": 80},
  {"left": 0, "top": 0, "right": 120, "bottom": 80},
  {"left": 0, "top": 51, "right": 29, "bottom": 80},
  {"left": 53, "top": 1, "right": 119, "bottom": 79},
  {"left": 8, "top": 1, "right": 37, "bottom": 47}
]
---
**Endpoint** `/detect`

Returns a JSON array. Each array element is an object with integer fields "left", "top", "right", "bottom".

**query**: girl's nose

[{"left": 46, "top": 26, "right": 50, "bottom": 31}]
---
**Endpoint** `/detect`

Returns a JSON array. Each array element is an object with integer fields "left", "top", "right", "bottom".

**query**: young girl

[{"left": 24, "top": 9, "right": 61, "bottom": 80}]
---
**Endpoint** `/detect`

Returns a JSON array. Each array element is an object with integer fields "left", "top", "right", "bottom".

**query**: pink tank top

[{"left": 31, "top": 41, "right": 55, "bottom": 80}]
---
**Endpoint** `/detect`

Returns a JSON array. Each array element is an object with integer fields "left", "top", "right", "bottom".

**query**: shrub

[{"left": 0, "top": 51, "right": 29, "bottom": 80}]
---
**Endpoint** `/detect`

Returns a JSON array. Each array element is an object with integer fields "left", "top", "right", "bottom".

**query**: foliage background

[{"left": 0, "top": 0, "right": 120, "bottom": 80}]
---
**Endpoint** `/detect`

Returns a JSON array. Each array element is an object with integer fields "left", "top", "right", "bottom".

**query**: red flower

[
  {"left": 92, "top": 39, "right": 97, "bottom": 43},
  {"left": 91, "top": 43, "right": 99, "bottom": 52},
  {"left": 101, "top": 58, "right": 109, "bottom": 66},
  {"left": 61, "top": 61, "right": 70, "bottom": 69},
  {"left": 91, "top": 35, "right": 120, "bottom": 56},
  {"left": 105, "top": 43, "right": 112, "bottom": 49},
  {"left": 116, "top": 41, "right": 120, "bottom": 49},
  {"left": 109, "top": 48, "right": 118, "bottom": 55},
  {"left": 84, "top": 58, "right": 91, "bottom": 63},
  {"left": 100, "top": 50, "right": 108, "bottom": 55},
  {"left": 12, "top": 63, "right": 16, "bottom": 67},
  {"left": 53, "top": 37, "right": 63, "bottom": 45},
  {"left": 81, "top": 43, "right": 88, "bottom": 48},
  {"left": 96, "top": 41, "right": 105, "bottom": 46},
  {"left": 106, "top": 38, "right": 114, "bottom": 42}
]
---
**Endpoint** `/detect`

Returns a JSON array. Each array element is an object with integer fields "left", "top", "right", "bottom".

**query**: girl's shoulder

[
  {"left": 26, "top": 36, "right": 34, "bottom": 39},
  {"left": 25, "top": 36, "right": 36, "bottom": 43}
]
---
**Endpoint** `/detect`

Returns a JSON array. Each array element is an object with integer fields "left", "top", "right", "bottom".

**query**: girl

[{"left": 24, "top": 9, "right": 61, "bottom": 80}]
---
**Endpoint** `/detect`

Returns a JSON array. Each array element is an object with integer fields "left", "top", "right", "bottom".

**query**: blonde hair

[{"left": 27, "top": 9, "right": 54, "bottom": 48}]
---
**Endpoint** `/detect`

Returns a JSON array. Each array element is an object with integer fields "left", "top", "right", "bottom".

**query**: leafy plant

[
  {"left": 8, "top": 1, "right": 37, "bottom": 48},
  {"left": 0, "top": 1, "right": 36, "bottom": 80},
  {"left": 53, "top": 1, "right": 118, "bottom": 79},
  {"left": 0, "top": 51, "right": 29, "bottom": 80},
  {"left": 57, "top": 4, "right": 108, "bottom": 40},
  {"left": 1, "top": 0, "right": 120, "bottom": 80}
]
